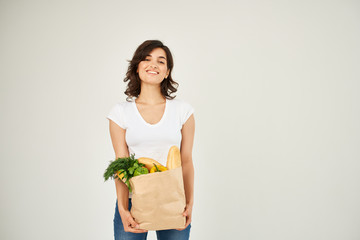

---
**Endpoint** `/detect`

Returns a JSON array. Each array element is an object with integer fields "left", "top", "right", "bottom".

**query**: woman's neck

[{"left": 136, "top": 83, "right": 165, "bottom": 105}]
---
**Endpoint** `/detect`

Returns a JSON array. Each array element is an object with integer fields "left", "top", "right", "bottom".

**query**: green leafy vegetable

[
  {"left": 103, "top": 153, "right": 148, "bottom": 192},
  {"left": 134, "top": 166, "right": 149, "bottom": 176}
]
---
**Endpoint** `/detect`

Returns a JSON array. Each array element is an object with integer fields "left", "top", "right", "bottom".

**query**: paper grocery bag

[{"left": 129, "top": 167, "right": 186, "bottom": 231}]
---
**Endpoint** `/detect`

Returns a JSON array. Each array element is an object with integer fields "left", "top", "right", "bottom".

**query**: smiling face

[{"left": 137, "top": 47, "right": 170, "bottom": 86}]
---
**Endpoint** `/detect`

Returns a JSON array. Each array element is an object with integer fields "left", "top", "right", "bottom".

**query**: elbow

[{"left": 181, "top": 158, "right": 194, "bottom": 168}]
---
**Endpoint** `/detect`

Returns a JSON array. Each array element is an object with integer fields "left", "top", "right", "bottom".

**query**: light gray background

[{"left": 1, "top": 0, "right": 359, "bottom": 239}]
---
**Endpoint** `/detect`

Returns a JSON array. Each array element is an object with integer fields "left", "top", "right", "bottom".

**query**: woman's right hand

[{"left": 119, "top": 210, "right": 148, "bottom": 233}]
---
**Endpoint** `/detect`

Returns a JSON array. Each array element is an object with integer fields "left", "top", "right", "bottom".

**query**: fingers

[
  {"left": 124, "top": 222, "right": 148, "bottom": 233},
  {"left": 126, "top": 227, "right": 148, "bottom": 233},
  {"left": 126, "top": 226, "right": 148, "bottom": 233},
  {"left": 176, "top": 225, "right": 186, "bottom": 231},
  {"left": 176, "top": 221, "right": 190, "bottom": 231},
  {"left": 123, "top": 214, "right": 148, "bottom": 233},
  {"left": 176, "top": 214, "right": 192, "bottom": 231},
  {"left": 183, "top": 204, "right": 193, "bottom": 216},
  {"left": 128, "top": 217, "right": 139, "bottom": 229},
  {"left": 185, "top": 216, "right": 191, "bottom": 227}
]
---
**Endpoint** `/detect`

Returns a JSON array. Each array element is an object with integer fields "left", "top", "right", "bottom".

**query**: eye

[{"left": 144, "top": 58, "right": 165, "bottom": 64}]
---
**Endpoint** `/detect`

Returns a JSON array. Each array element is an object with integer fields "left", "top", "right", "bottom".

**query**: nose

[{"left": 149, "top": 60, "right": 158, "bottom": 69}]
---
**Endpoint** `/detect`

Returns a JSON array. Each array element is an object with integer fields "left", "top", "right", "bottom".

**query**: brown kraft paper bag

[{"left": 129, "top": 167, "right": 186, "bottom": 230}]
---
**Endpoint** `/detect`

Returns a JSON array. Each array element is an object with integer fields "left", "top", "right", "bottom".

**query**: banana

[{"left": 138, "top": 157, "right": 164, "bottom": 172}]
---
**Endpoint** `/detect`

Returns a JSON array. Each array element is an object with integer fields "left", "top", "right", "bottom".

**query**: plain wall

[{"left": 1, "top": 0, "right": 359, "bottom": 239}]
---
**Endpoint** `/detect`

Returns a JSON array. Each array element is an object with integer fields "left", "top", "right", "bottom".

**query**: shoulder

[
  {"left": 169, "top": 98, "right": 194, "bottom": 110},
  {"left": 112, "top": 99, "right": 134, "bottom": 111},
  {"left": 107, "top": 99, "right": 134, "bottom": 129},
  {"left": 170, "top": 98, "right": 195, "bottom": 126}
]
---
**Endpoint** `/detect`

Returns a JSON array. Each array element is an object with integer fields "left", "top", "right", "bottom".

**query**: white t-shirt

[{"left": 106, "top": 97, "right": 195, "bottom": 198}]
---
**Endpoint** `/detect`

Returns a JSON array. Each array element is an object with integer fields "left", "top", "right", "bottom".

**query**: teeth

[{"left": 148, "top": 71, "right": 158, "bottom": 74}]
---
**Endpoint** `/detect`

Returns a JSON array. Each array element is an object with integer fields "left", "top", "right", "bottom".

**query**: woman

[{"left": 106, "top": 40, "right": 195, "bottom": 240}]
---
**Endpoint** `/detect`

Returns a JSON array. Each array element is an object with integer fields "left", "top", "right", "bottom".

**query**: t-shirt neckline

[{"left": 133, "top": 98, "right": 168, "bottom": 127}]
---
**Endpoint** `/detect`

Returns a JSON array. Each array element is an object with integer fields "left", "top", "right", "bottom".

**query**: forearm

[
  {"left": 182, "top": 159, "right": 194, "bottom": 206},
  {"left": 115, "top": 177, "right": 129, "bottom": 214},
  {"left": 113, "top": 151, "right": 130, "bottom": 215}
]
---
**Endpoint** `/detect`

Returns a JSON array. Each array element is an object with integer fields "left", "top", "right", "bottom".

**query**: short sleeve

[
  {"left": 180, "top": 100, "right": 195, "bottom": 126},
  {"left": 106, "top": 103, "right": 127, "bottom": 129}
]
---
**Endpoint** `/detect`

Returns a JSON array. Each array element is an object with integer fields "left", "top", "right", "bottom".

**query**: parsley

[{"left": 103, "top": 153, "right": 148, "bottom": 192}]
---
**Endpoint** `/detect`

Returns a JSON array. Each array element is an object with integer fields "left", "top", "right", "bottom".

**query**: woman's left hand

[{"left": 176, "top": 203, "right": 193, "bottom": 231}]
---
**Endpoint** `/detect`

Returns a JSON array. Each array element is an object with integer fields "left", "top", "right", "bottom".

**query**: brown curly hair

[{"left": 123, "top": 40, "right": 179, "bottom": 102}]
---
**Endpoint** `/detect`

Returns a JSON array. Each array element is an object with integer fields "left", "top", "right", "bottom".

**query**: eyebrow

[{"left": 146, "top": 54, "right": 166, "bottom": 60}]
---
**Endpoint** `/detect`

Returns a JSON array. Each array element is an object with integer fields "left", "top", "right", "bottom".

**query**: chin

[{"left": 143, "top": 79, "right": 162, "bottom": 85}]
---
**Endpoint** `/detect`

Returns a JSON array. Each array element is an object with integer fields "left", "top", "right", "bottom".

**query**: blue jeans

[{"left": 114, "top": 198, "right": 191, "bottom": 240}]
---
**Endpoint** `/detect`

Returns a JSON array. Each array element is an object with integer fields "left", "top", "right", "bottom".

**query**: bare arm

[
  {"left": 109, "top": 119, "right": 130, "bottom": 213},
  {"left": 108, "top": 119, "right": 147, "bottom": 233},
  {"left": 180, "top": 114, "right": 195, "bottom": 207},
  {"left": 176, "top": 113, "right": 195, "bottom": 230}
]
